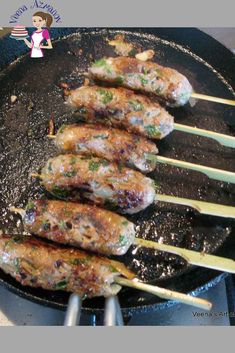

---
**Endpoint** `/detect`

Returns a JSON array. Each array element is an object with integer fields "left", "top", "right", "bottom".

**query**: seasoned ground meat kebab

[
  {"left": 36, "top": 154, "right": 235, "bottom": 218},
  {"left": 0, "top": 234, "right": 213, "bottom": 309},
  {"left": 39, "top": 154, "right": 156, "bottom": 214},
  {"left": 12, "top": 200, "right": 235, "bottom": 276},
  {"left": 88, "top": 57, "right": 193, "bottom": 107},
  {"left": 17, "top": 199, "right": 135, "bottom": 255},
  {"left": 0, "top": 234, "right": 134, "bottom": 298},
  {"left": 65, "top": 85, "right": 174, "bottom": 140},
  {"left": 54, "top": 124, "right": 158, "bottom": 173},
  {"left": 51, "top": 124, "right": 235, "bottom": 183}
]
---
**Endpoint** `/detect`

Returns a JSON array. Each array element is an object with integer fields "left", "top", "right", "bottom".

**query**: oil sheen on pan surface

[{"left": 0, "top": 28, "right": 235, "bottom": 313}]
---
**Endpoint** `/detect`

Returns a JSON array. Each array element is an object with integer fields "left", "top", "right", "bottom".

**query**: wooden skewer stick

[
  {"left": 191, "top": 92, "right": 235, "bottom": 106},
  {"left": 174, "top": 123, "right": 235, "bottom": 149},
  {"left": 157, "top": 194, "right": 235, "bottom": 219},
  {"left": 47, "top": 122, "right": 235, "bottom": 149},
  {"left": 30, "top": 172, "right": 235, "bottom": 219},
  {"left": 10, "top": 206, "right": 235, "bottom": 275},
  {"left": 146, "top": 154, "right": 235, "bottom": 184},
  {"left": 115, "top": 277, "right": 212, "bottom": 310},
  {"left": 134, "top": 238, "right": 235, "bottom": 274},
  {"left": 9, "top": 207, "right": 26, "bottom": 217},
  {"left": 47, "top": 132, "right": 235, "bottom": 183},
  {"left": 30, "top": 173, "right": 41, "bottom": 178}
]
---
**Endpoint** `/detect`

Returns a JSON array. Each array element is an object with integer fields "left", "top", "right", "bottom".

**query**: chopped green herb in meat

[
  {"left": 58, "top": 124, "right": 67, "bottom": 134},
  {"left": 128, "top": 100, "right": 144, "bottom": 112},
  {"left": 48, "top": 162, "right": 53, "bottom": 172},
  {"left": 92, "top": 58, "right": 112, "bottom": 74},
  {"left": 97, "top": 89, "right": 113, "bottom": 104},
  {"left": 69, "top": 258, "right": 89, "bottom": 266},
  {"left": 88, "top": 160, "right": 100, "bottom": 171},
  {"left": 51, "top": 186, "right": 70, "bottom": 199},
  {"left": 70, "top": 156, "right": 77, "bottom": 165},
  {"left": 42, "top": 220, "right": 51, "bottom": 231},
  {"left": 93, "top": 134, "right": 108, "bottom": 139},
  {"left": 101, "top": 159, "right": 110, "bottom": 167},
  {"left": 63, "top": 170, "right": 77, "bottom": 178},
  {"left": 145, "top": 125, "right": 161, "bottom": 137},
  {"left": 108, "top": 265, "right": 118, "bottom": 273},
  {"left": 115, "top": 76, "right": 124, "bottom": 84},
  {"left": 122, "top": 220, "right": 129, "bottom": 226},
  {"left": 13, "top": 258, "right": 21, "bottom": 273},
  {"left": 54, "top": 280, "right": 68, "bottom": 290},
  {"left": 139, "top": 75, "right": 148, "bottom": 86},
  {"left": 119, "top": 235, "right": 128, "bottom": 246}
]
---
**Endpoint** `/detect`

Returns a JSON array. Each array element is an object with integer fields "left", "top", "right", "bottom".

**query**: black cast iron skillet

[{"left": 0, "top": 28, "right": 235, "bottom": 316}]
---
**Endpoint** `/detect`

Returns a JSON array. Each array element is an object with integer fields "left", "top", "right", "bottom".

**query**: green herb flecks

[
  {"left": 104, "top": 199, "right": 118, "bottom": 209},
  {"left": 151, "top": 179, "right": 158, "bottom": 191},
  {"left": 93, "top": 134, "right": 108, "bottom": 139},
  {"left": 70, "top": 156, "right": 77, "bottom": 166},
  {"left": 128, "top": 48, "right": 137, "bottom": 57},
  {"left": 101, "top": 159, "right": 110, "bottom": 167},
  {"left": 58, "top": 124, "right": 67, "bottom": 134},
  {"left": 128, "top": 100, "right": 144, "bottom": 112},
  {"left": 63, "top": 170, "right": 77, "bottom": 178},
  {"left": 54, "top": 280, "right": 68, "bottom": 290},
  {"left": 155, "top": 86, "right": 163, "bottom": 94},
  {"left": 143, "top": 67, "right": 150, "bottom": 75},
  {"left": 139, "top": 75, "right": 148, "bottom": 86},
  {"left": 26, "top": 201, "right": 35, "bottom": 211},
  {"left": 48, "top": 162, "right": 53, "bottom": 173},
  {"left": 145, "top": 125, "right": 161, "bottom": 138},
  {"left": 108, "top": 265, "right": 118, "bottom": 273},
  {"left": 117, "top": 163, "right": 123, "bottom": 173},
  {"left": 145, "top": 153, "right": 157, "bottom": 162},
  {"left": 69, "top": 258, "right": 89, "bottom": 266},
  {"left": 13, "top": 258, "right": 21, "bottom": 273},
  {"left": 58, "top": 220, "right": 67, "bottom": 230},
  {"left": 92, "top": 58, "right": 112, "bottom": 74},
  {"left": 119, "top": 235, "right": 128, "bottom": 246},
  {"left": 115, "top": 76, "right": 124, "bottom": 84},
  {"left": 63, "top": 207, "right": 73, "bottom": 218},
  {"left": 122, "top": 220, "right": 129, "bottom": 226},
  {"left": 5, "top": 236, "right": 26, "bottom": 249},
  {"left": 80, "top": 155, "right": 92, "bottom": 160},
  {"left": 51, "top": 186, "right": 70, "bottom": 199},
  {"left": 42, "top": 219, "right": 51, "bottom": 231},
  {"left": 88, "top": 160, "right": 100, "bottom": 172},
  {"left": 97, "top": 89, "right": 113, "bottom": 104}
]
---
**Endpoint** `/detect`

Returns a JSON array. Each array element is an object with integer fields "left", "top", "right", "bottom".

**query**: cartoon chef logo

[{"left": 10, "top": 11, "right": 53, "bottom": 58}]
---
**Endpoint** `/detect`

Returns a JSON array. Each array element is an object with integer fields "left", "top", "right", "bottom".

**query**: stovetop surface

[{"left": 0, "top": 277, "right": 230, "bottom": 326}]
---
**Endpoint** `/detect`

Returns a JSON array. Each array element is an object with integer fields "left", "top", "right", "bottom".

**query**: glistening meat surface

[
  {"left": 0, "top": 234, "right": 134, "bottom": 297},
  {"left": 88, "top": 57, "right": 193, "bottom": 106},
  {"left": 40, "top": 154, "right": 156, "bottom": 214},
  {"left": 55, "top": 124, "right": 158, "bottom": 173},
  {"left": 24, "top": 200, "right": 136, "bottom": 255},
  {"left": 65, "top": 85, "right": 174, "bottom": 139}
]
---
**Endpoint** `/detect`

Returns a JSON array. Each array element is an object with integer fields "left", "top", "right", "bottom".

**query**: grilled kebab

[
  {"left": 40, "top": 154, "right": 156, "bottom": 214},
  {"left": 65, "top": 85, "right": 174, "bottom": 140},
  {"left": 88, "top": 57, "right": 193, "bottom": 107},
  {"left": 21, "top": 199, "right": 135, "bottom": 255},
  {"left": 55, "top": 124, "right": 158, "bottom": 173},
  {"left": 0, "top": 234, "right": 134, "bottom": 297}
]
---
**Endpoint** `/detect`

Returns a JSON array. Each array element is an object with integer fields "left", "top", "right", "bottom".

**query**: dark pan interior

[{"left": 0, "top": 28, "right": 235, "bottom": 315}]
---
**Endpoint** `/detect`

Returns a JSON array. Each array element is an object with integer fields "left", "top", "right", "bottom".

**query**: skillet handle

[
  {"left": 64, "top": 293, "right": 82, "bottom": 326},
  {"left": 104, "top": 296, "right": 124, "bottom": 326}
]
